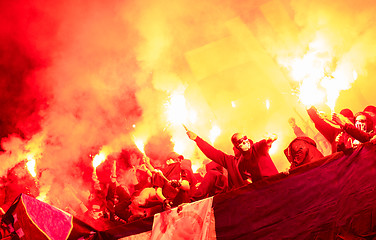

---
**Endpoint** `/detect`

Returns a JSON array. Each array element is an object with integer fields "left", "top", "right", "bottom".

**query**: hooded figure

[
  {"left": 284, "top": 137, "right": 324, "bottom": 170},
  {"left": 191, "top": 161, "right": 228, "bottom": 201},
  {"left": 186, "top": 129, "right": 278, "bottom": 189}
]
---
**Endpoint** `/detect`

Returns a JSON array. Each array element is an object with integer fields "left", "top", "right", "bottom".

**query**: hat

[
  {"left": 284, "top": 137, "right": 317, "bottom": 163},
  {"left": 339, "top": 108, "right": 354, "bottom": 119}
]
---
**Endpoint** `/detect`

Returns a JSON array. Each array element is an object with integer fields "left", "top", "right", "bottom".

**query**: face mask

[
  {"left": 237, "top": 137, "right": 251, "bottom": 151},
  {"left": 355, "top": 116, "right": 367, "bottom": 132}
]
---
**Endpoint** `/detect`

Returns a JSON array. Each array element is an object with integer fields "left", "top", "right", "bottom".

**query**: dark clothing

[
  {"left": 191, "top": 162, "right": 227, "bottom": 201},
  {"left": 307, "top": 107, "right": 354, "bottom": 153},
  {"left": 195, "top": 137, "right": 278, "bottom": 190},
  {"left": 152, "top": 160, "right": 195, "bottom": 206},
  {"left": 343, "top": 123, "right": 376, "bottom": 143}
]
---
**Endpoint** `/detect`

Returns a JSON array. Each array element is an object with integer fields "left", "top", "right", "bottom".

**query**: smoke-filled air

[{"left": 0, "top": 0, "right": 375, "bottom": 209}]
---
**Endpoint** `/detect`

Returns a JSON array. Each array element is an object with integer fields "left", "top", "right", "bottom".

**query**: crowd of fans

[{"left": 1, "top": 104, "right": 376, "bottom": 229}]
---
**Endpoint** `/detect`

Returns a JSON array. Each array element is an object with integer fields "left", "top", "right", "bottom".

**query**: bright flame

[
  {"left": 173, "top": 139, "right": 185, "bottom": 155},
  {"left": 279, "top": 35, "right": 357, "bottom": 111},
  {"left": 209, "top": 125, "right": 221, "bottom": 144},
  {"left": 134, "top": 138, "right": 146, "bottom": 154},
  {"left": 269, "top": 139, "right": 279, "bottom": 155},
  {"left": 26, "top": 154, "right": 37, "bottom": 178},
  {"left": 231, "top": 101, "right": 236, "bottom": 108},
  {"left": 266, "top": 99, "right": 270, "bottom": 110},
  {"left": 92, "top": 151, "right": 107, "bottom": 169},
  {"left": 191, "top": 163, "right": 201, "bottom": 173},
  {"left": 165, "top": 92, "right": 197, "bottom": 126}
]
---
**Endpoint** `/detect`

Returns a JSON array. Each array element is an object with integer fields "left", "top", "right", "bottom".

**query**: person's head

[
  {"left": 340, "top": 108, "right": 354, "bottom": 124},
  {"left": 354, "top": 112, "right": 373, "bottom": 133},
  {"left": 284, "top": 137, "right": 323, "bottom": 169},
  {"left": 364, "top": 105, "right": 376, "bottom": 128},
  {"left": 165, "top": 152, "right": 184, "bottom": 165},
  {"left": 231, "top": 133, "right": 253, "bottom": 152},
  {"left": 364, "top": 105, "right": 376, "bottom": 119}
]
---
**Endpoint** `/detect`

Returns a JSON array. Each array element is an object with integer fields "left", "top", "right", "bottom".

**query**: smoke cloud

[{"left": 1, "top": 0, "right": 376, "bottom": 210}]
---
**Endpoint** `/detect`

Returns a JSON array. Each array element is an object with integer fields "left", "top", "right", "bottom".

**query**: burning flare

[
  {"left": 134, "top": 138, "right": 146, "bottom": 155},
  {"left": 279, "top": 35, "right": 358, "bottom": 111},
  {"left": 92, "top": 151, "right": 107, "bottom": 169},
  {"left": 165, "top": 92, "right": 197, "bottom": 126},
  {"left": 26, "top": 154, "right": 37, "bottom": 178}
]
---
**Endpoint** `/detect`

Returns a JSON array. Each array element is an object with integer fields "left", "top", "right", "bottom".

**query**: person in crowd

[
  {"left": 128, "top": 152, "right": 195, "bottom": 221},
  {"left": 105, "top": 160, "right": 132, "bottom": 222},
  {"left": 288, "top": 117, "right": 331, "bottom": 156},
  {"left": 332, "top": 111, "right": 375, "bottom": 147},
  {"left": 307, "top": 106, "right": 355, "bottom": 154},
  {"left": 191, "top": 161, "right": 227, "bottom": 202},
  {"left": 364, "top": 105, "right": 376, "bottom": 132},
  {"left": 151, "top": 152, "right": 195, "bottom": 210},
  {"left": 185, "top": 128, "right": 278, "bottom": 190},
  {"left": 284, "top": 137, "right": 324, "bottom": 170}
]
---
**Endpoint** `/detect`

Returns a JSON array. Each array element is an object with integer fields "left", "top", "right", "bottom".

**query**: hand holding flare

[{"left": 183, "top": 124, "right": 197, "bottom": 141}]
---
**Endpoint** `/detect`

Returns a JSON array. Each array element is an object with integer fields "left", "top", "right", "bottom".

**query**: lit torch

[
  {"left": 92, "top": 150, "right": 107, "bottom": 183},
  {"left": 279, "top": 35, "right": 358, "bottom": 112},
  {"left": 26, "top": 154, "right": 37, "bottom": 178},
  {"left": 134, "top": 138, "right": 146, "bottom": 155}
]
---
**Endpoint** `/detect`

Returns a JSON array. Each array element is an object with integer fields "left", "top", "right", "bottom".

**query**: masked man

[{"left": 186, "top": 129, "right": 278, "bottom": 190}]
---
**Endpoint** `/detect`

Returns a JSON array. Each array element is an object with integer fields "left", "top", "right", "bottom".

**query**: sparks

[{"left": 279, "top": 35, "right": 358, "bottom": 111}]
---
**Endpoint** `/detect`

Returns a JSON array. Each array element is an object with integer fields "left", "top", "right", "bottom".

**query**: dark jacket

[
  {"left": 191, "top": 161, "right": 227, "bottom": 201},
  {"left": 195, "top": 137, "right": 278, "bottom": 190}
]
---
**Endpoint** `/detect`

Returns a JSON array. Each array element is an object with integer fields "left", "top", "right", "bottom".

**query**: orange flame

[
  {"left": 26, "top": 154, "right": 37, "bottom": 178},
  {"left": 165, "top": 92, "right": 197, "bottom": 126},
  {"left": 134, "top": 138, "right": 146, "bottom": 155},
  {"left": 92, "top": 151, "right": 107, "bottom": 169},
  {"left": 279, "top": 35, "right": 358, "bottom": 111}
]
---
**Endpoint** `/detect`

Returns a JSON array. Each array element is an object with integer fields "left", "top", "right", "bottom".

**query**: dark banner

[{"left": 213, "top": 143, "right": 376, "bottom": 239}]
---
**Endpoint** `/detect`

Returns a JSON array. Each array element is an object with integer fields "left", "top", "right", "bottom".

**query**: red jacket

[{"left": 195, "top": 137, "right": 278, "bottom": 190}]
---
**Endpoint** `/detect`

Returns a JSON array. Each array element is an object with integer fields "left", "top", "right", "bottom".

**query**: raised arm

[
  {"left": 186, "top": 129, "right": 231, "bottom": 169},
  {"left": 307, "top": 106, "right": 340, "bottom": 143}
]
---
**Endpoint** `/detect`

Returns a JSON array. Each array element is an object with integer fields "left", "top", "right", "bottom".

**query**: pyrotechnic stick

[{"left": 182, "top": 124, "right": 188, "bottom": 131}]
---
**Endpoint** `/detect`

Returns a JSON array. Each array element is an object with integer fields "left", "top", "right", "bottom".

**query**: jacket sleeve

[
  {"left": 307, "top": 107, "right": 339, "bottom": 143},
  {"left": 191, "top": 172, "right": 216, "bottom": 201},
  {"left": 343, "top": 124, "right": 375, "bottom": 143},
  {"left": 195, "top": 137, "right": 231, "bottom": 169}
]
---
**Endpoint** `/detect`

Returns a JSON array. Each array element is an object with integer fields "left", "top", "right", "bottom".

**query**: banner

[{"left": 150, "top": 197, "right": 215, "bottom": 240}]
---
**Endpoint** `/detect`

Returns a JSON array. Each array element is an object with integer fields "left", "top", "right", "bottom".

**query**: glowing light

[
  {"left": 268, "top": 139, "right": 279, "bottom": 155},
  {"left": 165, "top": 92, "right": 197, "bottom": 126},
  {"left": 132, "top": 124, "right": 136, "bottom": 128},
  {"left": 26, "top": 155, "right": 37, "bottom": 178},
  {"left": 353, "top": 70, "right": 358, "bottom": 80},
  {"left": 173, "top": 140, "right": 185, "bottom": 156},
  {"left": 209, "top": 125, "right": 221, "bottom": 144},
  {"left": 92, "top": 151, "right": 107, "bottom": 169},
  {"left": 279, "top": 35, "right": 358, "bottom": 111},
  {"left": 231, "top": 101, "right": 236, "bottom": 108},
  {"left": 266, "top": 99, "right": 270, "bottom": 110},
  {"left": 36, "top": 192, "right": 48, "bottom": 203},
  {"left": 166, "top": 93, "right": 187, "bottom": 125},
  {"left": 134, "top": 138, "right": 145, "bottom": 154},
  {"left": 191, "top": 163, "right": 200, "bottom": 173}
]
